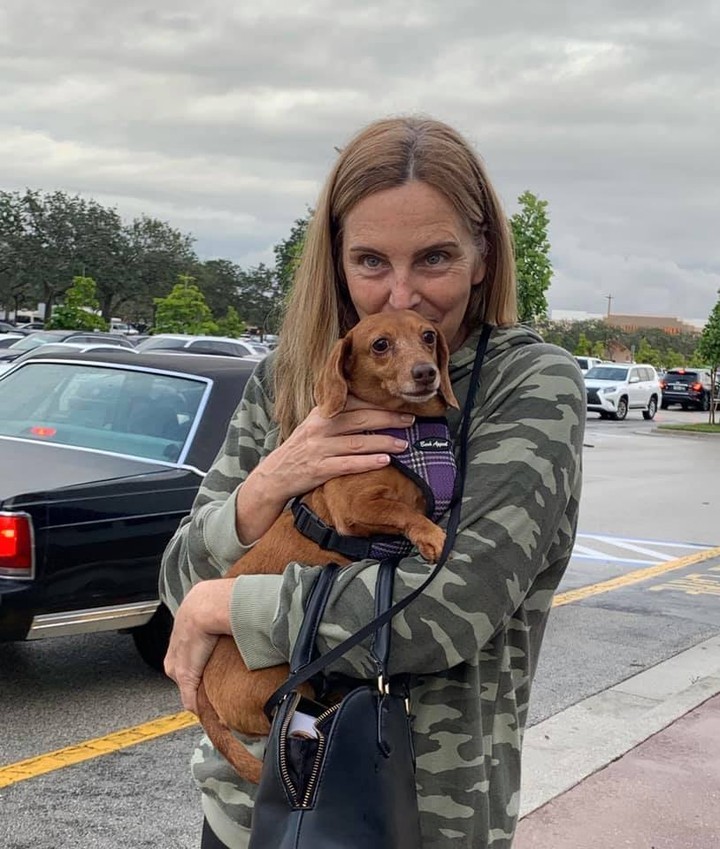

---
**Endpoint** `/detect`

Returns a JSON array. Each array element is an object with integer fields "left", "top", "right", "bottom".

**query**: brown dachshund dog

[{"left": 196, "top": 309, "right": 459, "bottom": 782}]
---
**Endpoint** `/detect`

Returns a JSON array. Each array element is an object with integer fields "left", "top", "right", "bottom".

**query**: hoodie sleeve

[
  {"left": 230, "top": 341, "right": 585, "bottom": 678},
  {"left": 158, "top": 358, "right": 280, "bottom": 613}
]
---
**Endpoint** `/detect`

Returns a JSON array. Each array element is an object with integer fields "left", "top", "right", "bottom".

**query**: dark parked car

[
  {"left": 0, "top": 349, "right": 254, "bottom": 668},
  {"left": 0, "top": 321, "right": 31, "bottom": 336},
  {"left": 0, "top": 330, "right": 135, "bottom": 368},
  {"left": 660, "top": 368, "right": 718, "bottom": 411},
  {"left": 0, "top": 333, "right": 25, "bottom": 349}
]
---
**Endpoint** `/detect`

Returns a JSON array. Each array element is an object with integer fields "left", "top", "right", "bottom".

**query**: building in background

[
  {"left": 604, "top": 314, "right": 703, "bottom": 335},
  {"left": 550, "top": 310, "right": 705, "bottom": 334}
]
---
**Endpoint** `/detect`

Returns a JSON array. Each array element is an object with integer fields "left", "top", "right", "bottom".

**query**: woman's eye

[
  {"left": 422, "top": 331, "right": 436, "bottom": 346},
  {"left": 372, "top": 337, "right": 390, "bottom": 353},
  {"left": 425, "top": 251, "right": 448, "bottom": 266},
  {"left": 361, "top": 255, "right": 383, "bottom": 269}
]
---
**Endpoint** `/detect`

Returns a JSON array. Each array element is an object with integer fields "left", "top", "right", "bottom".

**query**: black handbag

[{"left": 248, "top": 324, "right": 492, "bottom": 849}]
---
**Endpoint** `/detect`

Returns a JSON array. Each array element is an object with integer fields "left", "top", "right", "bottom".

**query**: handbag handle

[
  {"left": 264, "top": 323, "right": 493, "bottom": 719},
  {"left": 288, "top": 561, "right": 342, "bottom": 673}
]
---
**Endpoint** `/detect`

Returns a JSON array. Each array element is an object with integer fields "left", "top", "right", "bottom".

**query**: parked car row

[
  {"left": 0, "top": 330, "right": 276, "bottom": 375},
  {"left": 580, "top": 359, "right": 718, "bottom": 421}
]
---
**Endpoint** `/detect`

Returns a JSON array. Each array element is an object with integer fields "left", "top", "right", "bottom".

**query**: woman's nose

[{"left": 388, "top": 273, "right": 421, "bottom": 310}]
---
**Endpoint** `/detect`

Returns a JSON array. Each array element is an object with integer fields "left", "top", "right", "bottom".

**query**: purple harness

[{"left": 291, "top": 417, "right": 456, "bottom": 560}]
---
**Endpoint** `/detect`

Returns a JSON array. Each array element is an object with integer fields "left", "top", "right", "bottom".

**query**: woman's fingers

[
  {"left": 241, "top": 403, "right": 416, "bottom": 512},
  {"left": 312, "top": 404, "right": 415, "bottom": 437},
  {"left": 163, "top": 580, "right": 234, "bottom": 714}
]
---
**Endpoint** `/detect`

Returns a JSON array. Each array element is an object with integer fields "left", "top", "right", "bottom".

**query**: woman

[{"left": 161, "top": 116, "right": 585, "bottom": 849}]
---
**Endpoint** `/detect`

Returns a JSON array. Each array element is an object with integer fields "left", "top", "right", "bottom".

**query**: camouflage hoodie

[{"left": 160, "top": 324, "right": 585, "bottom": 849}]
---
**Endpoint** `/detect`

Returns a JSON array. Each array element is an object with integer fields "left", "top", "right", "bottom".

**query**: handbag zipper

[
  {"left": 278, "top": 692, "right": 302, "bottom": 805},
  {"left": 300, "top": 703, "right": 341, "bottom": 808}
]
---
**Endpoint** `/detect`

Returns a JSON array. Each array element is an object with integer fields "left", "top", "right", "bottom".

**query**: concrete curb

[
  {"left": 649, "top": 426, "right": 720, "bottom": 439},
  {"left": 519, "top": 634, "right": 720, "bottom": 817}
]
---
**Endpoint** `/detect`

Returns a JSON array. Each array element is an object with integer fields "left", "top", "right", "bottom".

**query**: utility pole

[{"left": 605, "top": 294, "right": 613, "bottom": 317}]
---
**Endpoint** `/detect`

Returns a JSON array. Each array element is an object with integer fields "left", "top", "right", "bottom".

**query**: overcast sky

[{"left": 1, "top": 0, "right": 718, "bottom": 320}]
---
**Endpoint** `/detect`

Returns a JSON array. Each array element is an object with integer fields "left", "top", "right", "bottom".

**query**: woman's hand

[
  {"left": 235, "top": 400, "right": 414, "bottom": 544},
  {"left": 163, "top": 578, "right": 234, "bottom": 714}
]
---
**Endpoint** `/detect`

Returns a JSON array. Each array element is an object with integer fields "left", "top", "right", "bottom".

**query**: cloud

[{"left": 0, "top": 0, "right": 718, "bottom": 316}]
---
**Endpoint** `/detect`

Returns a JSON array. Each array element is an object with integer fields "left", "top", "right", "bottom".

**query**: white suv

[
  {"left": 585, "top": 363, "right": 661, "bottom": 421},
  {"left": 575, "top": 356, "right": 604, "bottom": 374}
]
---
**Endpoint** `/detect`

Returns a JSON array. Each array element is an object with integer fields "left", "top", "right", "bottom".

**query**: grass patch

[{"left": 657, "top": 422, "right": 720, "bottom": 434}]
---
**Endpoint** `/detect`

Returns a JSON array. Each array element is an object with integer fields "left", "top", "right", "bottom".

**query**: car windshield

[
  {"left": 137, "top": 337, "right": 188, "bottom": 351},
  {"left": 6, "top": 333, "right": 62, "bottom": 352},
  {"left": 586, "top": 366, "right": 629, "bottom": 381},
  {"left": 0, "top": 362, "right": 209, "bottom": 463}
]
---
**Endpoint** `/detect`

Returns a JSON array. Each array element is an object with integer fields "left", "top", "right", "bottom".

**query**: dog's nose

[{"left": 412, "top": 362, "right": 438, "bottom": 387}]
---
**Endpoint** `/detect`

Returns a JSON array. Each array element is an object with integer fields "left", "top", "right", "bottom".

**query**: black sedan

[{"left": 0, "top": 349, "right": 254, "bottom": 668}]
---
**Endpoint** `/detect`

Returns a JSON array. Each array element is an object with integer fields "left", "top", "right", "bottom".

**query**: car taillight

[
  {"left": 0, "top": 513, "right": 34, "bottom": 578},
  {"left": 660, "top": 380, "right": 667, "bottom": 389},
  {"left": 691, "top": 383, "right": 702, "bottom": 391}
]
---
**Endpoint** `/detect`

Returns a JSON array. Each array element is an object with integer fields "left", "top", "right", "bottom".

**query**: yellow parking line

[
  {"left": 3, "top": 545, "right": 720, "bottom": 789},
  {"left": 0, "top": 710, "right": 198, "bottom": 788},
  {"left": 554, "top": 545, "right": 720, "bottom": 607}
]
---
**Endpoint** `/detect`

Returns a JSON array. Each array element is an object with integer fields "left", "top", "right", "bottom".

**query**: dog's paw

[{"left": 413, "top": 525, "right": 447, "bottom": 563}]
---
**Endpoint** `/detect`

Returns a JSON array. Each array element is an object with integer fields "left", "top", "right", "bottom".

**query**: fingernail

[
  {"left": 394, "top": 439, "right": 408, "bottom": 449},
  {"left": 376, "top": 454, "right": 390, "bottom": 464},
  {"left": 401, "top": 414, "right": 414, "bottom": 423}
]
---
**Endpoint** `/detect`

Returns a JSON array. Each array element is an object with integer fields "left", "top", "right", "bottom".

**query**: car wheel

[
  {"left": 132, "top": 604, "right": 173, "bottom": 672},
  {"left": 660, "top": 400, "right": 669, "bottom": 410},
  {"left": 643, "top": 396, "right": 658, "bottom": 420},
  {"left": 701, "top": 393, "right": 710, "bottom": 412},
  {"left": 612, "top": 396, "right": 628, "bottom": 421}
]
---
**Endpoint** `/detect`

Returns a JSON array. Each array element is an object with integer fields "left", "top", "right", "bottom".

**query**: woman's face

[{"left": 341, "top": 181, "right": 485, "bottom": 352}]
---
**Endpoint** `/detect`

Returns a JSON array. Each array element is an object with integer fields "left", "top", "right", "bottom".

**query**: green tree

[
  {"left": 510, "top": 191, "right": 552, "bottom": 324},
  {"left": 0, "top": 190, "right": 197, "bottom": 325},
  {"left": 237, "top": 263, "right": 284, "bottom": 334},
  {"left": 115, "top": 216, "right": 197, "bottom": 326},
  {"left": 45, "top": 276, "right": 108, "bottom": 330},
  {"left": 697, "top": 291, "right": 720, "bottom": 424},
  {"left": 574, "top": 332, "right": 591, "bottom": 355},
  {"left": 216, "top": 306, "right": 246, "bottom": 338},
  {"left": 635, "top": 338, "right": 662, "bottom": 368},
  {"left": 194, "top": 259, "right": 244, "bottom": 319},
  {"left": 663, "top": 349, "right": 685, "bottom": 369},
  {"left": 153, "top": 277, "right": 218, "bottom": 335},
  {"left": 274, "top": 213, "right": 310, "bottom": 296}
]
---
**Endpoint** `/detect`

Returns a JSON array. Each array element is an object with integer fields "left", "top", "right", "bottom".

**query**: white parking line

[
  {"left": 572, "top": 533, "right": 717, "bottom": 566},
  {"left": 579, "top": 533, "right": 714, "bottom": 550},
  {"left": 598, "top": 540, "right": 677, "bottom": 562}
]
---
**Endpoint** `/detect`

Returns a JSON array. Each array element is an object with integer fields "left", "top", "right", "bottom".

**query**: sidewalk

[{"left": 515, "top": 634, "right": 720, "bottom": 847}]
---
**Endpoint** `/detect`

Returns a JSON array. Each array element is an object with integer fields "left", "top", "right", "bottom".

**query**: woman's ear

[
  {"left": 436, "top": 330, "right": 460, "bottom": 410},
  {"left": 314, "top": 334, "right": 352, "bottom": 417}
]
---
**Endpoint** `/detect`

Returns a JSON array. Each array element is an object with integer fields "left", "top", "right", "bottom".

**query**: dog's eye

[
  {"left": 372, "top": 337, "right": 390, "bottom": 353},
  {"left": 422, "top": 330, "right": 437, "bottom": 346}
]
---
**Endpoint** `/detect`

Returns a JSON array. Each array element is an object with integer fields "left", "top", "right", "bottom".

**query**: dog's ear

[
  {"left": 435, "top": 330, "right": 460, "bottom": 410},
  {"left": 314, "top": 334, "right": 353, "bottom": 417}
]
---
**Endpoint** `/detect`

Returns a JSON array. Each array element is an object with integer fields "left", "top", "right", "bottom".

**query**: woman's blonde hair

[{"left": 273, "top": 116, "right": 517, "bottom": 439}]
